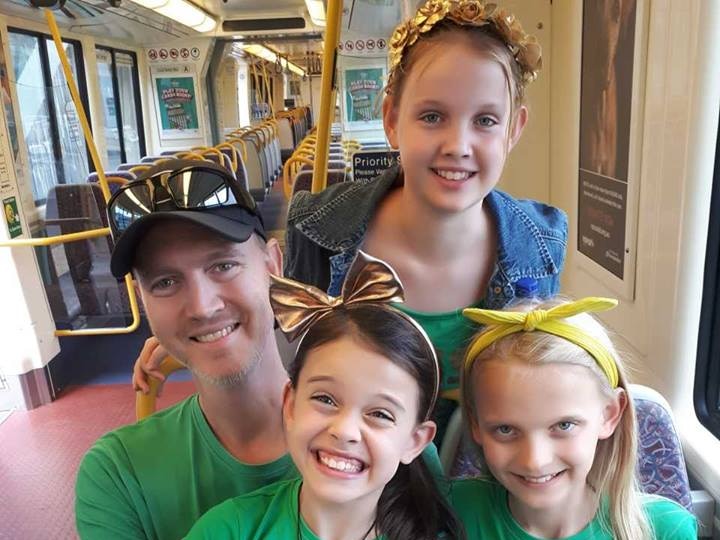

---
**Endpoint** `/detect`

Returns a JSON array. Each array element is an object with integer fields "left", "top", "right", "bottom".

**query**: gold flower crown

[{"left": 387, "top": 0, "right": 542, "bottom": 91}]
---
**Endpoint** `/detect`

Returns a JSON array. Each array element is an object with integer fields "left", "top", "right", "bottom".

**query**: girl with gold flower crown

[
  {"left": 453, "top": 297, "right": 696, "bottom": 539},
  {"left": 285, "top": 0, "right": 567, "bottom": 447}
]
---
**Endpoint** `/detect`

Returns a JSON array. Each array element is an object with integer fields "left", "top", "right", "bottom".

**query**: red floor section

[{"left": 0, "top": 382, "right": 195, "bottom": 540}]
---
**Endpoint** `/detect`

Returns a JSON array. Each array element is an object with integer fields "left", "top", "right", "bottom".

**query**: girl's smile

[
  {"left": 384, "top": 36, "right": 527, "bottom": 215},
  {"left": 283, "top": 335, "right": 431, "bottom": 508},
  {"left": 470, "top": 360, "right": 622, "bottom": 522}
]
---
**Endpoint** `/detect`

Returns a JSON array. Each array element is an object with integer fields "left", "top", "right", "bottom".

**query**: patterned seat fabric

[
  {"left": 634, "top": 387, "right": 693, "bottom": 510},
  {"left": 445, "top": 384, "right": 693, "bottom": 511}
]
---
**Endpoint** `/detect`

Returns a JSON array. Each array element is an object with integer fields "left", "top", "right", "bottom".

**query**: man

[
  {"left": 75, "top": 160, "right": 292, "bottom": 539},
  {"left": 76, "top": 159, "right": 444, "bottom": 539}
]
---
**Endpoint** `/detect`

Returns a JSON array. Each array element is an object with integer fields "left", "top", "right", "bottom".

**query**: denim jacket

[{"left": 285, "top": 165, "right": 568, "bottom": 306}]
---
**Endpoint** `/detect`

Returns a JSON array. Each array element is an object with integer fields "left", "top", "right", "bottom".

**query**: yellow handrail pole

[
  {"left": 225, "top": 137, "right": 248, "bottom": 162},
  {"left": 311, "top": 0, "right": 342, "bottom": 193},
  {"left": 215, "top": 143, "right": 239, "bottom": 172},
  {"left": 45, "top": 10, "right": 110, "bottom": 202},
  {"left": 56, "top": 273, "right": 140, "bottom": 336},
  {"left": 135, "top": 355, "right": 186, "bottom": 420},
  {"left": 0, "top": 227, "right": 110, "bottom": 247}
]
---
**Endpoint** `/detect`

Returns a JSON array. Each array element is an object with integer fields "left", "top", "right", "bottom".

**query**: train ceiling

[{"left": 1, "top": 0, "right": 408, "bottom": 59}]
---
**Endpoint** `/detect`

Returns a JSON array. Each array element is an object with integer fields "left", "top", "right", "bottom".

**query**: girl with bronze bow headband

[{"left": 186, "top": 252, "right": 464, "bottom": 540}]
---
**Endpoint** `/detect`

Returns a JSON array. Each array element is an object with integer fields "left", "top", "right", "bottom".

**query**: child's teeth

[
  {"left": 436, "top": 170, "right": 470, "bottom": 181},
  {"left": 318, "top": 452, "right": 362, "bottom": 473}
]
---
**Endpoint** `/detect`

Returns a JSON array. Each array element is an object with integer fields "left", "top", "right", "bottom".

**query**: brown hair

[{"left": 289, "top": 305, "right": 464, "bottom": 540}]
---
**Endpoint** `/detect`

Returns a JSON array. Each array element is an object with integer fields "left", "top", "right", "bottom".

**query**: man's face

[{"left": 134, "top": 220, "right": 281, "bottom": 386}]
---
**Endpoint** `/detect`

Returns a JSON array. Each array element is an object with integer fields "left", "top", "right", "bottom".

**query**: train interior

[{"left": 0, "top": 0, "right": 719, "bottom": 538}]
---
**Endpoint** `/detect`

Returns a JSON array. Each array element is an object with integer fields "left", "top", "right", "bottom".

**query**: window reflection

[
  {"left": 46, "top": 39, "right": 88, "bottom": 185},
  {"left": 96, "top": 47, "right": 144, "bottom": 168},
  {"left": 8, "top": 31, "right": 90, "bottom": 205},
  {"left": 9, "top": 32, "right": 57, "bottom": 203}
]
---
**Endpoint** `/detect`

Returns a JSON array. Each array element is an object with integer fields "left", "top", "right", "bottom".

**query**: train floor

[{"left": 0, "top": 181, "right": 289, "bottom": 540}]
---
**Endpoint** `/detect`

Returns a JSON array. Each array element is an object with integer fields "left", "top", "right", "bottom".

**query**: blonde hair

[{"left": 460, "top": 297, "right": 652, "bottom": 540}]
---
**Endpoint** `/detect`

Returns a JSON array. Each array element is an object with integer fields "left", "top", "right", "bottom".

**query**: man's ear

[
  {"left": 508, "top": 105, "right": 528, "bottom": 152},
  {"left": 400, "top": 420, "right": 437, "bottom": 465},
  {"left": 265, "top": 237, "right": 283, "bottom": 277},
  {"left": 133, "top": 278, "right": 146, "bottom": 309},
  {"left": 598, "top": 387, "right": 627, "bottom": 439},
  {"left": 382, "top": 96, "right": 399, "bottom": 150},
  {"left": 281, "top": 380, "right": 296, "bottom": 427}
]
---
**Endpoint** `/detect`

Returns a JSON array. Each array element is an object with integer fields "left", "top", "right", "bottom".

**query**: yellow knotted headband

[{"left": 462, "top": 297, "right": 620, "bottom": 388}]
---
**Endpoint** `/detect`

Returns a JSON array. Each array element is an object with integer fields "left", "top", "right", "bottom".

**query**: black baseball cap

[{"left": 108, "top": 159, "right": 265, "bottom": 278}]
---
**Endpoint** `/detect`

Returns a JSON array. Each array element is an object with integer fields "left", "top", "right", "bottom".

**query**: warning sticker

[{"left": 3, "top": 196, "right": 22, "bottom": 238}]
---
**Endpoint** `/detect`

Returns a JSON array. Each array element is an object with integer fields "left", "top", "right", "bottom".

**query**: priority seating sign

[{"left": 352, "top": 150, "right": 400, "bottom": 182}]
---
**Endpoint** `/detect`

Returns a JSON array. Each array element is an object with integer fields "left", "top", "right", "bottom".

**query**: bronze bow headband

[{"left": 270, "top": 251, "right": 440, "bottom": 419}]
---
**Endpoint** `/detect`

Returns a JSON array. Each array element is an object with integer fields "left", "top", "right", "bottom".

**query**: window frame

[
  {"left": 695, "top": 116, "right": 720, "bottom": 439},
  {"left": 95, "top": 45, "right": 146, "bottom": 165},
  {"left": 8, "top": 27, "right": 93, "bottom": 204}
]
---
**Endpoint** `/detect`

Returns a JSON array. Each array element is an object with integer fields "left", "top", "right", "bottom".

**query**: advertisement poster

[
  {"left": 153, "top": 73, "right": 201, "bottom": 139},
  {"left": 3, "top": 196, "right": 22, "bottom": 238},
  {"left": 578, "top": 0, "right": 637, "bottom": 280},
  {"left": 0, "top": 31, "right": 19, "bottom": 163},
  {"left": 344, "top": 67, "right": 384, "bottom": 128}
]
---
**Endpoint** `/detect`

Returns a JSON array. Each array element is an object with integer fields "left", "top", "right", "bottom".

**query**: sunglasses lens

[
  {"left": 166, "top": 169, "right": 236, "bottom": 208},
  {"left": 109, "top": 184, "right": 153, "bottom": 235}
]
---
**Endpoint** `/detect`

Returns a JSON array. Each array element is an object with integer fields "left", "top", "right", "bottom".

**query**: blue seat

[{"left": 441, "top": 384, "right": 693, "bottom": 511}]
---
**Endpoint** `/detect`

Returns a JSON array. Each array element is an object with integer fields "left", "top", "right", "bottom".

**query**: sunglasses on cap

[{"left": 107, "top": 160, "right": 259, "bottom": 240}]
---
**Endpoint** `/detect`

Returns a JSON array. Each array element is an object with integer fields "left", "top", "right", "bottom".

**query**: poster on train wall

[
  {"left": 0, "top": 32, "right": 19, "bottom": 163},
  {"left": 577, "top": 0, "right": 638, "bottom": 287},
  {"left": 152, "top": 72, "right": 201, "bottom": 140},
  {"left": 343, "top": 67, "right": 384, "bottom": 129}
]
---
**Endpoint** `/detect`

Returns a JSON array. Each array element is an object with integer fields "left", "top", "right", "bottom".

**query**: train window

[
  {"left": 8, "top": 28, "right": 91, "bottom": 205},
  {"left": 96, "top": 47, "right": 145, "bottom": 168},
  {"left": 696, "top": 120, "right": 720, "bottom": 440}
]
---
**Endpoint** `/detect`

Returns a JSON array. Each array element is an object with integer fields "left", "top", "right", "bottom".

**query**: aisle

[{"left": 0, "top": 381, "right": 194, "bottom": 540}]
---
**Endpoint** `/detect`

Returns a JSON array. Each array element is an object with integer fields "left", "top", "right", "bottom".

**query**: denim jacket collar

[{"left": 293, "top": 164, "right": 561, "bottom": 297}]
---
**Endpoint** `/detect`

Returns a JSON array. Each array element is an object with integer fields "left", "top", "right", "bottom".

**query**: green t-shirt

[
  {"left": 75, "top": 394, "right": 298, "bottom": 540},
  {"left": 449, "top": 478, "right": 697, "bottom": 539},
  {"left": 393, "top": 303, "right": 481, "bottom": 445},
  {"left": 185, "top": 477, "right": 386, "bottom": 539}
]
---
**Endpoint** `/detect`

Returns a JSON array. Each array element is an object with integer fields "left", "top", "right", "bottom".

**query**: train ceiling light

[
  {"left": 128, "top": 0, "right": 217, "bottom": 32},
  {"left": 304, "top": 0, "right": 325, "bottom": 27}
]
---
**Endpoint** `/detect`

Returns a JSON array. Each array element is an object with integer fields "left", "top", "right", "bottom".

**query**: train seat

[
  {"left": 86, "top": 171, "right": 135, "bottom": 194},
  {"left": 202, "top": 152, "right": 235, "bottom": 177},
  {"left": 240, "top": 134, "right": 268, "bottom": 201},
  {"left": 43, "top": 184, "right": 127, "bottom": 323},
  {"left": 439, "top": 384, "right": 693, "bottom": 511},
  {"left": 140, "top": 156, "right": 166, "bottom": 163},
  {"left": 219, "top": 146, "right": 250, "bottom": 192},
  {"left": 291, "top": 169, "right": 348, "bottom": 196},
  {"left": 116, "top": 162, "right": 148, "bottom": 171},
  {"left": 278, "top": 117, "right": 295, "bottom": 154},
  {"left": 633, "top": 385, "right": 693, "bottom": 510}
]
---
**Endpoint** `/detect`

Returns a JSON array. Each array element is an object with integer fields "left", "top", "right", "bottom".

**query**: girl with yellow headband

[
  {"left": 452, "top": 297, "right": 696, "bottom": 539},
  {"left": 285, "top": 0, "right": 567, "bottom": 447}
]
